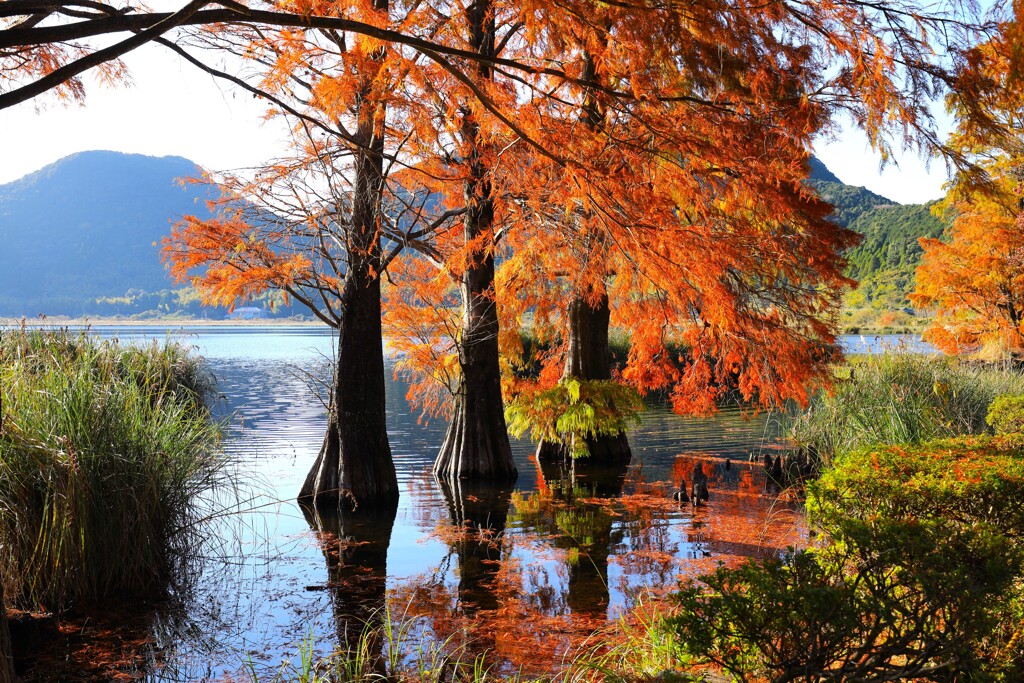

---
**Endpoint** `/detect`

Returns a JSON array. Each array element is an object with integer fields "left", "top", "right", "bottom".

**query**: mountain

[
  {"left": 0, "top": 150, "right": 941, "bottom": 318},
  {"left": 843, "top": 202, "right": 947, "bottom": 309},
  {"left": 807, "top": 156, "right": 844, "bottom": 185},
  {"left": 808, "top": 161, "right": 947, "bottom": 310},
  {"left": 0, "top": 151, "right": 215, "bottom": 316},
  {"left": 809, "top": 166, "right": 897, "bottom": 226}
]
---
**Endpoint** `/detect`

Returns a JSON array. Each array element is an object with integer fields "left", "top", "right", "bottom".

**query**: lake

[{"left": 16, "top": 326, "right": 923, "bottom": 681}]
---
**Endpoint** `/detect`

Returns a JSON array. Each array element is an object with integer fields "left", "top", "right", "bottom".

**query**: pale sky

[{"left": 0, "top": 43, "right": 952, "bottom": 204}]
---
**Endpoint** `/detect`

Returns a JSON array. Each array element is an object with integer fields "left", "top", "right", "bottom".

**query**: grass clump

[
  {"left": 0, "top": 326, "right": 226, "bottom": 612},
  {"left": 787, "top": 352, "right": 1024, "bottom": 458},
  {"left": 246, "top": 607, "right": 494, "bottom": 683}
]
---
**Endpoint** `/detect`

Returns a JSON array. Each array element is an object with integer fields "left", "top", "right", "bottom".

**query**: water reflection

[
  {"left": 302, "top": 503, "right": 396, "bottom": 673},
  {"left": 420, "top": 478, "right": 513, "bottom": 668},
  {"left": 667, "top": 453, "right": 808, "bottom": 567},
  {"left": 436, "top": 478, "right": 513, "bottom": 615},
  {"left": 11, "top": 325, "right": 814, "bottom": 681},
  {"left": 515, "top": 458, "right": 631, "bottom": 618},
  {"left": 560, "top": 461, "right": 629, "bottom": 617}
]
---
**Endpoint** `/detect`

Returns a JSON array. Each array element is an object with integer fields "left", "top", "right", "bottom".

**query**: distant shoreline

[{"left": 0, "top": 316, "right": 923, "bottom": 337}]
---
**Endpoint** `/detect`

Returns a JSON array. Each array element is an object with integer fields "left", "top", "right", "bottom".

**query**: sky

[{"left": 0, "top": 43, "right": 953, "bottom": 205}]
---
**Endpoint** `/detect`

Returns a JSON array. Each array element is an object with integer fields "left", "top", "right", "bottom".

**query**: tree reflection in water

[
  {"left": 436, "top": 477, "right": 514, "bottom": 616},
  {"left": 301, "top": 502, "right": 396, "bottom": 674},
  {"left": 516, "top": 456, "right": 631, "bottom": 618},
  {"left": 668, "top": 453, "right": 808, "bottom": 574},
  {"left": 431, "top": 477, "right": 514, "bottom": 667}
]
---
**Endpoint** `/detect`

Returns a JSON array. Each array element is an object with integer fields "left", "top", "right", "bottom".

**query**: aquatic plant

[
  {"left": 786, "top": 351, "right": 1024, "bottom": 458},
  {"left": 0, "top": 326, "right": 227, "bottom": 611}
]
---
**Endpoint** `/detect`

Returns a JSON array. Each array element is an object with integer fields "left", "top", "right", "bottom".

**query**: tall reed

[
  {"left": 787, "top": 352, "right": 1024, "bottom": 459},
  {"left": 0, "top": 327, "right": 226, "bottom": 611}
]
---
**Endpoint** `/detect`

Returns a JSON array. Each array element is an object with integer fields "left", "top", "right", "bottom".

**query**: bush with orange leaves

[{"left": 665, "top": 435, "right": 1024, "bottom": 681}]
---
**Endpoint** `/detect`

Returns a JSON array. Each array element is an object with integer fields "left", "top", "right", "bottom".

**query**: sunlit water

[{"left": 15, "top": 326, "right": 929, "bottom": 681}]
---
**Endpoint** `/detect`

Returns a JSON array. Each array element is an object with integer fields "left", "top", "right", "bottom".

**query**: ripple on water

[{"left": 17, "top": 325, "right": 809, "bottom": 682}]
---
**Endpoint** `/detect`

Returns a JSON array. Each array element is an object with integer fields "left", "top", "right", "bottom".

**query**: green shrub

[
  {"left": 787, "top": 352, "right": 1024, "bottom": 459},
  {"left": 505, "top": 379, "right": 643, "bottom": 458},
  {"left": 810, "top": 435, "right": 1024, "bottom": 535},
  {"left": 664, "top": 436, "right": 1024, "bottom": 681},
  {"left": 987, "top": 394, "right": 1024, "bottom": 435},
  {"left": 0, "top": 327, "right": 226, "bottom": 611}
]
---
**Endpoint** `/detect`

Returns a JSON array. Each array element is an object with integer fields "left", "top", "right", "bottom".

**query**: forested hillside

[
  {"left": 809, "top": 161, "right": 947, "bottom": 313},
  {"left": 844, "top": 202, "right": 947, "bottom": 309}
]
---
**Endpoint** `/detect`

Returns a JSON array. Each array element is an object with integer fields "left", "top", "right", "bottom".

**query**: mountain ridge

[
  {"left": 0, "top": 150, "right": 942, "bottom": 318},
  {"left": 807, "top": 163, "right": 947, "bottom": 311}
]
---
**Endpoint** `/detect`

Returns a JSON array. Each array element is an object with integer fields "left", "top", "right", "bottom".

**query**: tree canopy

[
  {"left": 912, "top": 7, "right": 1024, "bottom": 358},
  {"left": 164, "top": 0, "right": 1006, "bottom": 419}
]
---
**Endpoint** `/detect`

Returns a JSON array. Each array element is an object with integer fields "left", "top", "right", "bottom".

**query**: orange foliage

[
  {"left": 162, "top": 1, "right": 439, "bottom": 326},
  {"left": 155, "top": 0, "right": 991, "bottom": 417},
  {"left": 912, "top": 14, "right": 1024, "bottom": 358},
  {"left": 913, "top": 197, "right": 1024, "bottom": 356},
  {"left": 484, "top": 3, "right": 867, "bottom": 416}
]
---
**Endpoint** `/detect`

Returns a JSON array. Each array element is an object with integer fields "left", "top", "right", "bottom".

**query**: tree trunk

[
  {"left": 299, "top": 1, "right": 397, "bottom": 509},
  {"left": 433, "top": 193, "right": 516, "bottom": 482},
  {"left": 300, "top": 273, "right": 397, "bottom": 509},
  {"left": 433, "top": 0, "right": 516, "bottom": 484},
  {"left": 538, "top": 49, "right": 630, "bottom": 464},
  {"left": 537, "top": 293, "right": 632, "bottom": 462}
]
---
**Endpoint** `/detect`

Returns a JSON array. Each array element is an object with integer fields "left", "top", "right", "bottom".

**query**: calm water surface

[{"left": 22, "top": 326, "right": 921, "bottom": 681}]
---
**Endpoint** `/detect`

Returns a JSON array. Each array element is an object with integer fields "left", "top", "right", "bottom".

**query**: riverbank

[
  {"left": 5, "top": 311, "right": 928, "bottom": 336},
  {"left": 839, "top": 306, "right": 931, "bottom": 335}
]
